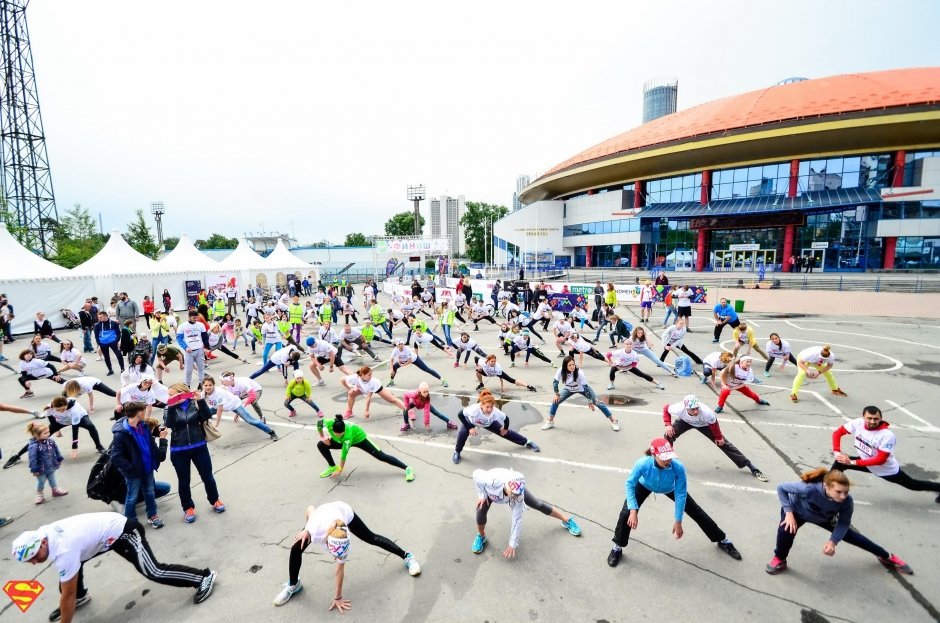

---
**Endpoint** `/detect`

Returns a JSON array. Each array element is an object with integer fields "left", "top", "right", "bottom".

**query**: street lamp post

[
  {"left": 150, "top": 201, "right": 166, "bottom": 250},
  {"left": 406, "top": 185, "right": 425, "bottom": 236}
]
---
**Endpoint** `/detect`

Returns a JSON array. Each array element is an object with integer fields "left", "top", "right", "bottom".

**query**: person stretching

[
  {"left": 341, "top": 366, "right": 404, "bottom": 420},
  {"left": 470, "top": 467, "right": 581, "bottom": 558},
  {"left": 474, "top": 354, "right": 536, "bottom": 393},
  {"left": 831, "top": 405, "right": 940, "bottom": 504},
  {"left": 605, "top": 342, "right": 665, "bottom": 391},
  {"left": 663, "top": 394, "right": 767, "bottom": 481},
  {"left": 765, "top": 467, "right": 912, "bottom": 575},
  {"left": 271, "top": 501, "right": 421, "bottom": 610},
  {"left": 764, "top": 333, "right": 797, "bottom": 378},
  {"left": 790, "top": 344, "right": 847, "bottom": 403},
  {"left": 452, "top": 390, "right": 540, "bottom": 464},
  {"left": 316, "top": 414, "right": 414, "bottom": 482},
  {"left": 715, "top": 356, "right": 770, "bottom": 413},
  {"left": 544, "top": 356, "right": 619, "bottom": 432},
  {"left": 401, "top": 382, "right": 458, "bottom": 432}
]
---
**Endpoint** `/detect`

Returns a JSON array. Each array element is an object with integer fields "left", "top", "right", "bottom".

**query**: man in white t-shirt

[
  {"left": 11, "top": 512, "right": 217, "bottom": 622},
  {"left": 832, "top": 405, "right": 940, "bottom": 504},
  {"left": 178, "top": 310, "right": 208, "bottom": 387}
]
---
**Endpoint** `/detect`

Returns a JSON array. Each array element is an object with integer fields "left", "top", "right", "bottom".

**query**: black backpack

[{"left": 86, "top": 448, "right": 124, "bottom": 504}]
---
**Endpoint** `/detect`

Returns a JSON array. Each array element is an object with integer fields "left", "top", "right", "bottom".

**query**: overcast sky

[{"left": 27, "top": 0, "right": 940, "bottom": 245}]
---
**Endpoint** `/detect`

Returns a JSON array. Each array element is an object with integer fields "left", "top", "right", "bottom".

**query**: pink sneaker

[
  {"left": 453, "top": 361, "right": 459, "bottom": 368},
  {"left": 317, "top": 410, "right": 325, "bottom": 418},
  {"left": 400, "top": 423, "right": 412, "bottom": 432},
  {"left": 343, "top": 410, "right": 353, "bottom": 419},
  {"left": 446, "top": 421, "right": 458, "bottom": 429},
  {"left": 52, "top": 487, "right": 69, "bottom": 497},
  {"left": 287, "top": 410, "right": 297, "bottom": 418}
]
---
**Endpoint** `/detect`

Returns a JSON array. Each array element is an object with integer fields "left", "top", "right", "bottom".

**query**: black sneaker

[
  {"left": 474, "top": 383, "right": 484, "bottom": 391},
  {"left": 194, "top": 570, "right": 217, "bottom": 604},
  {"left": 3, "top": 455, "right": 21, "bottom": 469},
  {"left": 269, "top": 431, "right": 279, "bottom": 442},
  {"left": 607, "top": 548, "right": 622, "bottom": 567},
  {"left": 49, "top": 594, "right": 91, "bottom": 621},
  {"left": 717, "top": 540, "right": 742, "bottom": 560}
]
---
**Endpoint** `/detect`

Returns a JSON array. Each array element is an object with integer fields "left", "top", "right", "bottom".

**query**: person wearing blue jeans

[
  {"left": 250, "top": 345, "right": 301, "bottom": 381},
  {"left": 110, "top": 402, "right": 166, "bottom": 528},
  {"left": 543, "top": 357, "right": 619, "bottom": 431}
]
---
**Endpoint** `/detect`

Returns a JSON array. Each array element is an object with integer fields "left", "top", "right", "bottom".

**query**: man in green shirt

[
  {"left": 369, "top": 304, "right": 393, "bottom": 340},
  {"left": 316, "top": 415, "right": 413, "bottom": 482},
  {"left": 288, "top": 296, "right": 305, "bottom": 344}
]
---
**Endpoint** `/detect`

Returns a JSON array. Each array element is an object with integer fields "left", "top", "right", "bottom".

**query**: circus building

[{"left": 495, "top": 67, "right": 940, "bottom": 272}]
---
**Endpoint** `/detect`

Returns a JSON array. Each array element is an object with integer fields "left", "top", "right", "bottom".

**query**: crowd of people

[{"left": 1, "top": 276, "right": 936, "bottom": 621}]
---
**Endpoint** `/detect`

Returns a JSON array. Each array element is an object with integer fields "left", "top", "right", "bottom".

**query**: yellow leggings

[{"left": 791, "top": 364, "right": 838, "bottom": 395}]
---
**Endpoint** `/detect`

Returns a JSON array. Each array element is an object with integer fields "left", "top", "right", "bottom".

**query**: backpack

[
  {"left": 86, "top": 448, "right": 124, "bottom": 504},
  {"left": 674, "top": 355, "right": 694, "bottom": 377}
]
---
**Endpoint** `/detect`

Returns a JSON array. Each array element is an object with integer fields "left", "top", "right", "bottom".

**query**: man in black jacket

[
  {"left": 111, "top": 402, "right": 166, "bottom": 528},
  {"left": 94, "top": 311, "right": 124, "bottom": 376},
  {"left": 78, "top": 301, "right": 95, "bottom": 353}
]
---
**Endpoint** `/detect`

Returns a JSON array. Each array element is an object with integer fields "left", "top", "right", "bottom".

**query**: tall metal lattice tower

[{"left": 0, "top": 0, "right": 58, "bottom": 256}]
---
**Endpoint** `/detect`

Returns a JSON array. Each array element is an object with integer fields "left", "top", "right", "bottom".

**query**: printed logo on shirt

[{"left": 4, "top": 580, "right": 44, "bottom": 613}]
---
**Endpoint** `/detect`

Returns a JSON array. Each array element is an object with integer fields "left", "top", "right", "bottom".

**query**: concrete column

[
  {"left": 892, "top": 151, "right": 906, "bottom": 187},
  {"left": 696, "top": 229, "right": 707, "bottom": 272},
  {"left": 631, "top": 244, "right": 639, "bottom": 268},
  {"left": 585, "top": 246, "right": 593, "bottom": 268},
  {"left": 883, "top": 237, "right": 897, "bottom": 269},
  {"left": 782, "top": 225, "right": 795, "bottom": 272},
  {"left": 701, "top": 170, "right": 711, "bottom": 205},
  {"left": 788, "top": 159, "right": 799, "bottom": 198}
]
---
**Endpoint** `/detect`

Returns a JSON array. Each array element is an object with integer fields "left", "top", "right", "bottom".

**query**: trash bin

[{"left": 734, "top": 300, "right": 745, "bottom": 313}]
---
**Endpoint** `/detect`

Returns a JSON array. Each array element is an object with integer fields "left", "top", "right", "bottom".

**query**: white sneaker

[
  {"left": 273, "top": 580, "right": 303, "bottom": 606},
  {"left": 606, "top": 383, "right": 615, "bottom": 390},
  {"left": 610, "top": 420, "right": 621, "bottom": 432},
  {"left": 404, "top": 554, "right": 421, "bottom": 576},
  {"left": 315, "top": 380, "right": 326, "bottom": 387},
  {"left": 541, "top": 420, "right": 554, "bottom": 430}
]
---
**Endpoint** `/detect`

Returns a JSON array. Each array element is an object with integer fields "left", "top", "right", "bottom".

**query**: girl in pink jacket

[{"left": 401, "top": 382, "right": 458, "bottom": 432}]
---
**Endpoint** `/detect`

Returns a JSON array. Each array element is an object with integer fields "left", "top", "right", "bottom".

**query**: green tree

[
  {"left": 51, "top": 203, "right": 107, "bottom": 268},
  {"left": 460, "top": 201, "right": 509, "bottom": 263},
  {"left": 344, "top": 232, "right": 369, "bottom": 247},
  {"left": 125, "top": 208, "right": 160, "bottom": 259},
  {"left": 163, "top": 236, "right": 180, "bottom": 251},
  {"left": 0, "top": 196, "right": 36, "bottom": 249},
  {"left": 384, "top": 211, "right": 425, "bottom": 237},
  {"left": 196, "top": 233, "right": 238, "bottom": 249}
]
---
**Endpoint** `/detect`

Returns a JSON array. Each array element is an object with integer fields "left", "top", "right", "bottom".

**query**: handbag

[
  {"left": 99, "top": 328, "right": 118, "bottom": 345},
  {"left": 202, "top": 420, "right": 222, "bottom": 442}
]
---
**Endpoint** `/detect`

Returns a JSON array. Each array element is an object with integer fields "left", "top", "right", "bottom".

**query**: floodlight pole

[
  {"left": 150, "top": 201, "right": 165, "bottom": 250},
  {"left": 406, "top": 184, "right": 425, "bottom": 236}
]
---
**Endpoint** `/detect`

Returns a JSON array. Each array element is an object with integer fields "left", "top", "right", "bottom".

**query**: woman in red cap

[{"left": 607, "top": 437, "right": 742, "bottom": 568}]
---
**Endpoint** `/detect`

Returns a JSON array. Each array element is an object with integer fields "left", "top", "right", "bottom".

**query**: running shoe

[
  {"left": 0, "top": 517, "right": 12, "bottom": 528},
  {"left": 610, "top": 419, "right": 621, "bottom": 432},
  {"left": 763, "top": 371, "right": 771, "bottom": 378},
  {"left": 527, "top": 441, "right": 540, "bottom": 452},
  {"left": 34, "top": 493, "right": 44, "bottom": 505},
  {"left": 717, "top": 540, "right": 742, "bottom": 560},
  {"left": 711, "top": 338, "right": 719, "bottom": 343},
  {"left": 714, "top": 406, "right": 724, "bottom": 413},
  {"left": 273, "top": 580, "right": 303, "bottom": 606},
  {"left": 342, "top": 410, "right": 352, "bottom": 419},
  {"left": 475, "top": 383, "right": 484, "bottom": 391},
  {"left": 387, "top": 379, "right": 395, "bottom": 387},
  {"left": 400, "top": 423, "right": 412, "bottom": 432},
  {"left": 404, "top": 553, "right": 421, "bottom": 575},
  {"left": 831, "top": 388, "right": 848, "bottom": 397},
  {"left": 315, "top": 380, "right": 326, "bottom": 387},
  {"left": 194, "top": 569, "right": 217, "bottom": 604},
  {"left": 404, "top": 467, "right": 415, "bottom": 482},
  {"left": 878, "top": 554, "right": 913, "bottom": 575},
  {"left": 4, "top": 455, "right": 22, "bottom": 469},
  {"left": 184, "top": 508, "right": 197, "bottom": 523},
  {"left": 452, "top": 452, "right": 461, "bottom": 464},
  {"left": 441, "top": 379, "right": 449, "bottom": 387},
  {"left": 790, "top": 394, "right": 798, "bottom": 403},
  {"left": 700, "top": 377, "right": 708, "bottom": 384},
  {"left": 148, "top": 515, "right": 164, "bottom": 529},
  {"left": 758, "top": 399, "right": 770, "bottom": 406},
  {"left": 472, "top": 534, "right": 487, "bottom": 554},
  {"left": 765, "top": 556, "right": 787, "bottom": 575},
  {"left": 269, "top": 431, "right": 279, "bottom": 442},
  {"left": 541, "top": 420, "right": 555, "bottom": 430},
  {"left": 446, "top": 421, "right": 458, "bottom": 429},
  {"left": 49, "top": 594, "right": 91, "bottom": 621},
  {"left": 453, "top": 361, "right": 459, "bottom": 368},
  {"left": 562, "top": 517, "right": 582, "bottom": 536},
  {"left": 607, "top": 548, "right": 622, "bottom": 567},
  {"left": 319, "top": 466, "right": 340, "bottom": 478},
  {"left": 510, "top": 362, "right": 515, "bottom": 367},
  {"left": 317, "top": 410, "right": 325, "bottom": 418},
  {"left": 527, "top": 385, "right": 537, "bottom": 392},
  {"left": 606, "top": 383, "right": 615, "bottom": 390},
  {"left": 287, "top": 410, "right": 297, "bottom": 418},
  {"left": 52, "top": 487, "right": 69, "bottom": 497},
  {"left": 655, "top": 383, "right": 665, "bottom": 390},
  {"left": 751, "top": 469, "right": 768, "bottom": 482},
  {"left": 212, "top": 500, "right": 226, "bottom": 513},
  {"left": 752, "top": 378, "right": 763, "bottom": 385}
]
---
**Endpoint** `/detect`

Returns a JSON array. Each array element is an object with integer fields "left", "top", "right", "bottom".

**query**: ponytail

[
  {"left": 356, "top": 366, "right": 372, "bottom": 377},
  {"left": 332, "top": 414, "right": 345, "bottom": 434},
  {"left": 800, "top": 467, "right": 850, "bottom": 489},
  {"left": 478, "top": 389, "right": 495, "bottom": 406}
]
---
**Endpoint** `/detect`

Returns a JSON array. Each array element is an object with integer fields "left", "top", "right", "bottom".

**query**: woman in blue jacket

[
  {"left": 607, "top": 437, "right": 741, "bottom": 567},
  {"left": 766, "top": 467, "right": 912, "bottom": 575}
]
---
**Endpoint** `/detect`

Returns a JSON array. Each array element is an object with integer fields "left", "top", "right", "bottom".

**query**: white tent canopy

[
  {"left": 72, "top": 229, "right": 158, "bottom": 276},
  {"left": 219, "top": 238, "right": 264, "bottom": 271},
  {"left": 0, "top": 226, "right": 71, "bottom": 279},
  {"left": 264, "top": 239, "right": 314, "bottom": 272},
  {"left": 158, "top": 233, "right": 220, "bottom": 273}
]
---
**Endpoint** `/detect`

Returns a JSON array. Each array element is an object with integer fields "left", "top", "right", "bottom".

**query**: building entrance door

[{"left": 800, "top": 248, "right": 825, "bottom": 272}]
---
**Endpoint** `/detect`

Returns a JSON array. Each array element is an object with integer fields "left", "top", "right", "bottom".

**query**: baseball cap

[
  {"left": 649, "top": 437, "right": 677, "bottom": 460},
  {"left": 327, "top": 535, "right": 350, "bottom": 562},
  {"left": 12, "top": 531, "right": 43, "bottom": 562},
  {"left": 683, "top": 395, "right": 699, "bottom": 410},
  {"left": 393, "top": 338, "right": 405, "bottom": 346},
  {"left": 506, "top": 478, "right": 526, "bottom": 498}
]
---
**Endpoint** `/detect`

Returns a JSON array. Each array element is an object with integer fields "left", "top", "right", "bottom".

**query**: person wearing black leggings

[
  {"left": 272, "top": 501, "right": 421, "bottom": 610},
  {"left": 831, "top": 406, "right": 940, "bottom": 504},
  {"left": 452, "top": 390, "right": 540, "bottom": 464},
  {"left": 454, "top": 332, "right": 487, "bottom": 367},
  {"left": 659, "top": 318, "right": 703, "bottom": 365},
  {"left": 16, "top": 351, "right": 63, "bottom": 398},
  {"left": 4, "top": 396, "right": 105, "bottom": 468},
  {"left": 605, "top": 344, "right": 665, "bottom": 391},
  {"left": 763, "top": 333, "right": 797, "bottom": 378},
  {"left": 508, "top": 332, "right": 552, "bottom": 367},
  {"left": 316, "top": 415, "right": 414, "bottom": 482},
  {"left": 474, "top": 355, "right": 537, "bottom": 392},
  {"left": 387, "top": 340, "right": 448, "bottom": 387}
]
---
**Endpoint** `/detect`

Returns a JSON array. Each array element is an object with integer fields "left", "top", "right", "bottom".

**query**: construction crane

[{"left": 0, "top": 0, "right": 59, "bottom": 256}]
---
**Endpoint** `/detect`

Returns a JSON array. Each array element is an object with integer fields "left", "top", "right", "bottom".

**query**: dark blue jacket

[
  {"left": 28, "top": 438, "right": 63, "bottom": 474},
  {"left": 110, "top": 418, "right": 164, "bottom": 479}
]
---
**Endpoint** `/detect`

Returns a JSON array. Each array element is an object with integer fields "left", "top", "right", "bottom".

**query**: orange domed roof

[{"left": 544, "top": 67, "right": 940, "bottom": 177}]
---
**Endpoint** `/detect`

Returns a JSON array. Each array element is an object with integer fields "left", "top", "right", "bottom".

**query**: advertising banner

[
  {"left": 375, "top": 238, "right": 450, "bottom": 255},
  {"left": 548, "top": 292, "right": 588, "bottom": 313},
  {"left": 185, "top": 280, "right": 202, "bottom": 308}
]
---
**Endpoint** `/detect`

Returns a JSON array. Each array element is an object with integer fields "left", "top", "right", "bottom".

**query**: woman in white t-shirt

[
  {"left": 57, "top": 340, "right": 86, "bottom": 374},
  {"left": 203, "top": 375, "right": 278, "bottom": 441},
  {"left": 674, "top": 285, "right": 694, "bottom": 331},
  {"left": 763, "top": 333, "right": 797, "bottom": 378},
  {"left": 791, "top": 344, "right": 847, "bottom": 403},
  {"left": 386, "top": 339, "right": 447, "bottom": 388},
  {"left": 716, "top": 356, "right": 770, "bottom": 413},
  {"left": 630, "top": 327, "right": 675, "bottom": 376},
  {"left": 605, "top": 342, "right": 665, "bottom": 391},
  {"left": 544, "top": 356, "right": 619, "bottom": 431},
  {"left": 63, "top": 376, "right": 117, "bottom": 414},
  {"left": 340, "top": 366, "right": 404, "bottom": 419},
  {"left": 474, "top": 354, "right": 536, "bottom": 393},
  {"left": 271, "top": 501, "right": 421, "bottom": 610}
]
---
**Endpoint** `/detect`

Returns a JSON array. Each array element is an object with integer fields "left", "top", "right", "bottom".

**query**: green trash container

[{"left": 734, "top": 300, "right": 745, "bottom": 313}]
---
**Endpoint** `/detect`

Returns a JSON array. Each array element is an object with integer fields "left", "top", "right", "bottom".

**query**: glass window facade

[
  {"left": 647, "top": 173, "right": 702, "bottom": 204},
  {"left": 563, "top": 219, "right": 641, "bottom": 237},
  {"left": 902, "top": 150, "right": 940, "bottom": 186},
  {"left": 796, "top": 154, "right": 891, "bottom": 193},
  {"left": 894, "top": 236, "right": 940, "bottom": 269},
  {"left": 711, "top": 162, "right": 790, "bottom": 200}
]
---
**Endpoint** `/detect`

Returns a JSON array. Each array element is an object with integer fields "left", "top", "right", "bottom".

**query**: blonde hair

[
  {"left": 63, "top": 380, "right": 82, "bottom": 398},
  {"left": 327, "top": 520, "right": 348, "bottom": 539},
  {"left": 168, "top": 382, "right": 191, "bottom": 395},
  {"left": 26, "top": 421, "right": 48, "bottom": 438}
]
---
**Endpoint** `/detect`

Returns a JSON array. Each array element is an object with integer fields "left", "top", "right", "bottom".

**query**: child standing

[
  {"left": 27, "top": 422, "right": 67, "bottom": 504},
  {"left": 284, "top": 370, "right": 324, "bottom": 418}
]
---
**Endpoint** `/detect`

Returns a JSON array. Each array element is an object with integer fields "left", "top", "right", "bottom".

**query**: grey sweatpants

[{"left": 184, "top": 349, "right": 206, "bottom": 386}]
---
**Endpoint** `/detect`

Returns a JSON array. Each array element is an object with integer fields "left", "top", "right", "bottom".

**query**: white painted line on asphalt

[
  {"left": 763, "top": 318, "right": 940, "bottom": 328},
  {"left": 784, "top": 320, "right": 940, "bottom": 351},
  {"left": 885, "top": 399, "right": 940, "bottom": 432},
  {"left": 760, "top": 383, "right": 844, "bottom": 416}
]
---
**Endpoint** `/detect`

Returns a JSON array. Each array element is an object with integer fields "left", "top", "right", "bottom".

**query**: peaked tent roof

[
  {"left": 158, "top": 233, "right": 220, "bottom": 272},
  {"left": 218, "top": 238, "right": 265, "bottom": 271},
  {"left": 0, "top": 226, "right": 72, "bottom": 280},
  {"left": 72, "top": 229, "right": 159, "bottom": 276},
  {"left": 263, "top": 239, "right": 313, "bottom": 271}
]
